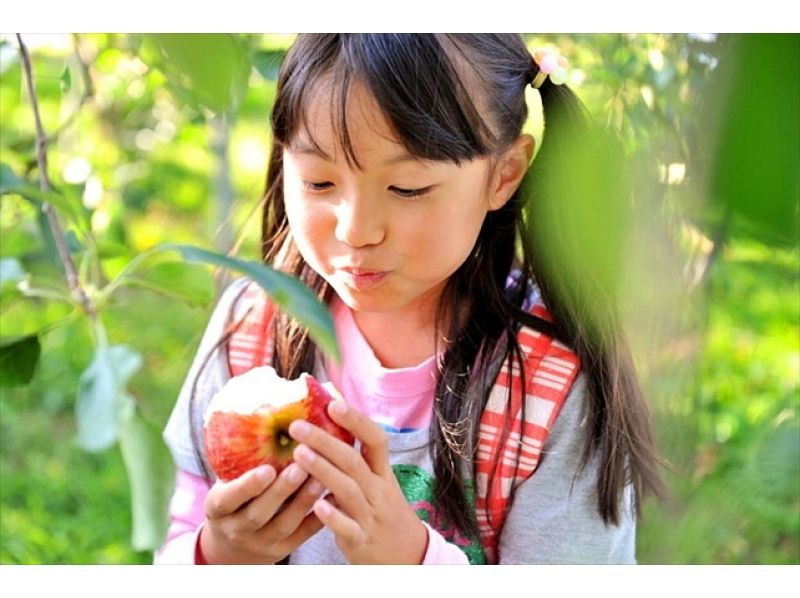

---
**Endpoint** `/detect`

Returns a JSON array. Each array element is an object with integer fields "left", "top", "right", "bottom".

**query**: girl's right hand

[{"left": 199, "top": 463, "right": 326, "bottom": 564}]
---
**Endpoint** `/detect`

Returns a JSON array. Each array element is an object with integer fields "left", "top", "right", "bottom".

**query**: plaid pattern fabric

[
  {"left": 474, "top": 304, "right": 580, "bottom": 563},
  {"left": 227, "top": 282, "right": 275, "bottom": 377},
  {"left": 226, "top": 282, "right": 580, "bottom": 564}
]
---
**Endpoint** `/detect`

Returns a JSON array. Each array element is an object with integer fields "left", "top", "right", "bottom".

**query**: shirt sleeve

[
  {"left": 162, "top": 277, "right": 250, "bottom": 476},
  {"left": 497, "top": 373, "right": 638, "bottom": 564},
  {"left": 153, "top": 469, "right": 211, "bottom": 564},
  {"left": 420, "top": 522, "right": 470, "bottom": 564}
]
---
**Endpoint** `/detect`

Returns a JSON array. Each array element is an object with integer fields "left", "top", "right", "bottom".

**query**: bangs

[{"left": 271, "top": 34, "right": 498, "bottom": 171}]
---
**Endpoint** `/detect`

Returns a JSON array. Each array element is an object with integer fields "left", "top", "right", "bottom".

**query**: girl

[{"left": 155, "top": 33, "right": 665, "bottom": 565}]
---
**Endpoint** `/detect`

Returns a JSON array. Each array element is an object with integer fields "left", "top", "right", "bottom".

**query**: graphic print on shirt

[{"left": 392, "top": 464, "right": 486, "bottom": 565}]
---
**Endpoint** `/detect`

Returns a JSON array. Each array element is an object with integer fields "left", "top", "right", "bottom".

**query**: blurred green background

[{"left": 0, "top": 33, "right": 797, "bottom": 564}]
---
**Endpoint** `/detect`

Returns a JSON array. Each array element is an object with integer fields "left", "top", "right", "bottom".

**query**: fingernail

[
  {"left": 295, "top": 444, "right": 316, "bottom": 464},
  {"left": 286, "top": 464, "right": 307, "bottom": 484},
  {"left": 306, "top": 479, "right": 324, "bottom": 495},
  {"left": 330, "top": 401, "right": 347, "bottom": 416},
  {"left": 290, "top": 419, "right": 311, "bottom": 439},
  {"left": 255, "top": 465, "right": 274, "bottom": 483},
  {"left": 316, "top": 500, "right": 332, "bottom": 516}
]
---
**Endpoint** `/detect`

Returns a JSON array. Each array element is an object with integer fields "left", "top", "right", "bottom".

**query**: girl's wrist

[{"left": 408, "top": 519, "right": 429, "bottom": 565}]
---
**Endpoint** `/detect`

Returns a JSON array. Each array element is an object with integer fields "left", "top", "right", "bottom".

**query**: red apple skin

[{"left": 204, "top": 375, "right": 355, "bottom": 482}]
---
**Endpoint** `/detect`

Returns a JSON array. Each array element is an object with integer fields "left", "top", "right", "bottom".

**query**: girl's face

[{"left": 281, "top": 82, "right": 504, "bottom": 320}]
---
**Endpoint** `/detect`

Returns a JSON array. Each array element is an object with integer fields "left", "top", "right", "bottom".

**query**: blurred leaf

[
  {"left": 0, "top": 335, "right": 40, "bottom": 387},
  {"left": 142, "top": 34, "right": 251, "bottom": 115},
  {"left": 0, "top": 257, "right": 25, "bottom": 287},
  {"left": 252, "top": 49, "right": 284, "bottom": 81},
  {"left": 1, "top": 162, "right": 87, "bottom": 229},
  {"left": 0, "top": 297, "right": 72, "bottom": 338},
  {"left": 60, "top": 64, "right": 71, "bottom": 93},
  {"left": 75, "top": 344, "right": 143, "bottom": 452},
  {"left": 127, "top": 261, "right": 215, "bottom": 307},
  {"left": 707, "top": 34, "right": 800, "bottom": 246},
  {"left": 0, "top": 257, "right": 25, "bottom": 305},
  {"left": 118, "top": 409, "right": 175, "bottom": 551},
  {"left": 0, "top": 226, "right": 42, "bottom": 258},
  {"left": 162, "top": 244, "right": 340, "bottom": 363},
  {"left": 65, "top": 229, "right": 83, "bottom": 253},
  {"left": 526, "top": 123, "right": 629, "bottom": 337}
]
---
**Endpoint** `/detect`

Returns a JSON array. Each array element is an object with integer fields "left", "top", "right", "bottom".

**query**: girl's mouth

[{"left": 339, "top": 269, "right": 390, "bottom": 290}]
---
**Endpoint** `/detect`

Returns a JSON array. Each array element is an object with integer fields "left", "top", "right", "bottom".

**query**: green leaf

[
  {"left": 0, "top": 335, "right": 40, "bottom": 387},
  {"left": 0, "top": 297, "right": 73, "bottom": 338},
  {"left": 706, "top": 34, "right": 800, "bottom": 246},
  {"left": 118, "top": 409, "right": 176, "bottom": 551},
  {"left": 1, "top": 162, "right": 86, "bottom": 229},
  {"left": 162, "top": 244, "right": 340, "bottom": 363},
  {"left": 252, "top": 49, "right": 284, "bottom": 81},
  {"left": 142, "top": 34, "right": 251, "bottom": 115},
  {"left": 127, "top": 261, "right": 215, "bottom": 307},
  {"left": 60, "top": 63, "right": 72, "bottom": 93},
  {"left": 75, "top": 344, "right": 143, "bottom": 452}
]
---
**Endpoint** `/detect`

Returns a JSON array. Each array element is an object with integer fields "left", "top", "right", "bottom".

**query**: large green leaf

[
  {"left": 162, "top": 244, "right": 340, "bottom": 363},
  {"left": 706, "top": 34, "right": 800, "bottom": 246},
  {"left": 0, "top": 334, "right": 40, "bottom": 387},
  {"left": 118, "top": 409, "right": 176, "bottom": 551},
  {"left": 142, "top": 34, "right": 251, "bottom": 115},
  {"left": 75, "top": 344, "right": 143, "bottom": 452}
]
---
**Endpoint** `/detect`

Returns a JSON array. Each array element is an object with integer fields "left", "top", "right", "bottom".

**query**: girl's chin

[{"left": 330, "top": 283, "right": 398, "bottom": 312}]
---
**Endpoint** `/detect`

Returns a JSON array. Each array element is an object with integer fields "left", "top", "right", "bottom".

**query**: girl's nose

[{"left": 334, "top": 195, "right": 385, "bottom": 248}]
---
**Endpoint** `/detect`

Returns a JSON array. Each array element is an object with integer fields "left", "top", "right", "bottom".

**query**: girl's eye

[
  {"left": 301, "top": 181, "right": 433, "bottom": 198},
  {"left": 389, "top": 185, "right": 433, "bottom": 198},
  {"left": 303, "top": 181, "right": 333, "bottom": 192}
]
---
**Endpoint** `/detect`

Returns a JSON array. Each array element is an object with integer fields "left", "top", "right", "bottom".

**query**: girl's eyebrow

[{"left": 288, "top": 139, "right": 427, "bottom": 167}]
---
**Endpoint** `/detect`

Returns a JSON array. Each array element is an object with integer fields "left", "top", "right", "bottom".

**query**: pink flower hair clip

[{"left": 531, "top": 48, "right": 569, "bottom": 88}]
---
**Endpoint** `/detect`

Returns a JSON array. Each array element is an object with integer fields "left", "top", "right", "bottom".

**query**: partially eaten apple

[{"left": 203, "top": 366, "right": 354, "bottom": 481}]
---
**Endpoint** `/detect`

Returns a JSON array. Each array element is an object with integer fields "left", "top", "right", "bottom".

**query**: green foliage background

[{"left": 0, "top": 33, "right": 797, "bottom": 564}]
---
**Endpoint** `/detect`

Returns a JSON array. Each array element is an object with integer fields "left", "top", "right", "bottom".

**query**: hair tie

[{"left": 531, "top": 48, "right": 569, "bottom": 88}]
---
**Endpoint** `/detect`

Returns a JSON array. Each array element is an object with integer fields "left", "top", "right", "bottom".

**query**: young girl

[{"left": 155, "top": 33, "right": 665, "bottom": 565}]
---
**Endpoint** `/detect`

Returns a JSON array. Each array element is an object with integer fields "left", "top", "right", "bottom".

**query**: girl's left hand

[{"left": 287, "top": 401, "right": 428, "bottom": 564}]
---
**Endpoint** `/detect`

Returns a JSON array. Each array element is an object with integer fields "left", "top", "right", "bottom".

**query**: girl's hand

[
  {"left": 288, "top": 402, "right": 428, "bottom": 564},
  {"left": 199, "top": 462, "right": 327, "bottom": 564}
]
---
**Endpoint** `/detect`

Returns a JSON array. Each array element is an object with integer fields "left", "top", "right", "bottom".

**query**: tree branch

[{"left": 16, "top": 33, "right": 95, "bottom": 317}]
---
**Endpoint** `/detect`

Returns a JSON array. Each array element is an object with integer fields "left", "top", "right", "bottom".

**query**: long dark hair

[{"left": 193, "top": 34, "right": 666, "bottom": 544}]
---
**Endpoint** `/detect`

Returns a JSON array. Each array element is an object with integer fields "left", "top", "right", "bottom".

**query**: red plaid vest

[{"left": 225, "top": 281, "right": 580, "bottom": 564}]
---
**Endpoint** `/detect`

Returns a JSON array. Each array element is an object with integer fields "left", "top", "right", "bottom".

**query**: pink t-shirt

[
  {"left": 154, "top": 292, "right": 466, "bottom": 564},
  {"left": 323, "top": 293, "right": 438, "bottom": 433}
]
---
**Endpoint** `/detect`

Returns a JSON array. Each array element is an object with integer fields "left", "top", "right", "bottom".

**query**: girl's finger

[
  {"left": 233, "top": 463, "right": 309, "bottom": 530},
  {"left": 205, "top": 465, "right": 276, "bottom": 519},
  {"left": 313, "top": 496, "right": 365, "bottom": 551},
  {"left": 270, "top": 511, "right": 326, "bottom": 557},
  {"left": 326, "top": 401, "right": 391, "bottom": 476},
  {"left": 262, "top": 476, "right": 327, "bottom": 542},
  {"left": 292, "top": 444, "right": 370, "bottom": 518},
  {"left": 288, "top": 419, "right": 373, "bottom": 486}
]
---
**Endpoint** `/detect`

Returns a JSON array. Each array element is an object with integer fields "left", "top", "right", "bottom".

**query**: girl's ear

[{"left": 488, "top": 134, "right": 536, "bottom": 211}]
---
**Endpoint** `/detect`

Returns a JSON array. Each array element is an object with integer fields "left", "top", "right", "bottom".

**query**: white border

[
  {"left": 1, "top": 564, "right": 800, "bottom": 596},
  {"left": 2, "top": 1, "right": 799, "bottom": 33}
]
